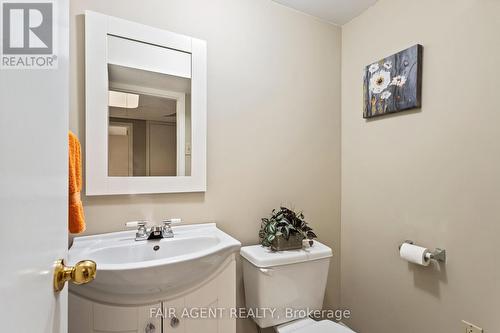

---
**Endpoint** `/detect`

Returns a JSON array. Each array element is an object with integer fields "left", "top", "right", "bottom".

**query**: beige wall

[
  {"left": 70, "top": 1, "right": 341, "bottom": 332},
  {"left": 341, "top": 0, "right": 500, "bottom": 332}
]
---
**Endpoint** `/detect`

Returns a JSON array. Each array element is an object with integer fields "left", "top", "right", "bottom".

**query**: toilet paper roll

[{"left": 399, "top": 243, "right": 431, "bottom": 266}]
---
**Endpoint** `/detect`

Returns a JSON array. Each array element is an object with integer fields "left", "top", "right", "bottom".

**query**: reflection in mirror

[{"left": 107, "top": 64, "right": 191, "bottom": 177}]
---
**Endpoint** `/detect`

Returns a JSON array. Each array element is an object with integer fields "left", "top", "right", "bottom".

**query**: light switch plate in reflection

[{"left": 462, "top": 320, "right": 483, "bottom": 333}]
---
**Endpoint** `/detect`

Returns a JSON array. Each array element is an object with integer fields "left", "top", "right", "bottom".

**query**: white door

[
  {"left": 0, "top": 1, "right": 71, "bottom": 332},
  {"left": 148, "top": 122, "right": 177, "bottom": 176}
]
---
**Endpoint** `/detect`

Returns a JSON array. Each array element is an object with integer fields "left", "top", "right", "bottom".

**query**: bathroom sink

[{"left": 68, "top": 223, "right": 241, "bottom": 304}]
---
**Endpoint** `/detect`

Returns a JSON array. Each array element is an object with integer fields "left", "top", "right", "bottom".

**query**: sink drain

[{"left": 153, "top": 245, "right": 160, "bottom": 251}]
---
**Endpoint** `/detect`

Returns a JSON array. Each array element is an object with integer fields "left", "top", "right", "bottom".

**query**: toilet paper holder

[{"left": 399, "top": 240, "right": 446, "bottom": 263}]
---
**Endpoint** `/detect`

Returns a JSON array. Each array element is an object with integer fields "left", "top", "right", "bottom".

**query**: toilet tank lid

[{"left": 240, "top": 240, "right": 332, "bottom": 268}]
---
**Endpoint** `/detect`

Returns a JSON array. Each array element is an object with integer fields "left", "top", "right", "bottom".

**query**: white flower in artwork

[
  {"left": 390, "top": 75, "right": 407, "bottom": 87},
  {"left": 383, "top": 61, "right": 392, "bottom": 69},
  {"left": 380, "top": 91, "right": 392, "bottom": 100},
  {"left": 369, "top": 70, "right": 391, "bottom": 94},
  {"left": 368, "top": 63, "right": 379, "bottom": 73}
]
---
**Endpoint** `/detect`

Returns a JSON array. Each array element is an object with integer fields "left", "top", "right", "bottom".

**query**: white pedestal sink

[{"left": 68, "top": 223, "right": 241, "bottom": 305}]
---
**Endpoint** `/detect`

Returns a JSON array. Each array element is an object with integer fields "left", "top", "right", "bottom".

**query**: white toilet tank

[{"left": 240, "top": 241, "right": 332, "bottom": 328}]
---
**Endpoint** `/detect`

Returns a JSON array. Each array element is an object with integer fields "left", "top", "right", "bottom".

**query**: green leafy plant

[{"left": 259, "top": 206, "right": 317, "bottom": 247}]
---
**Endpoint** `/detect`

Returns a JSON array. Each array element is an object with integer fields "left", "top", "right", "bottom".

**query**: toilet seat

[{"left": 276, "top": 319, "right": 355, "bottom": 333}]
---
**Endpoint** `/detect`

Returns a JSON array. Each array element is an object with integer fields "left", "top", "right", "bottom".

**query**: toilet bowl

[{"left": 240, "top": 242, "right": 356, "bottom": 333}]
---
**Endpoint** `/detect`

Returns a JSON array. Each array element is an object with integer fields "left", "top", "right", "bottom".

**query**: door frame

[{"left": 111, "top": 83, "right": 186, "bottom": 177}]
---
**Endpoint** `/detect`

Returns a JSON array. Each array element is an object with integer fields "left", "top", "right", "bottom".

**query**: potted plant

[{"left": 259, "top": 206, "right": 317, "bottom": 251}]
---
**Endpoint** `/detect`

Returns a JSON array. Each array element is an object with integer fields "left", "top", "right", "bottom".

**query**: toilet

[{"left": 240, "top": 242, "right": 355, "bottom": 333}]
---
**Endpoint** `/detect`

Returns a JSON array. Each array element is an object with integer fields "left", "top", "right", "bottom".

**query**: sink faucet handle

[
  {"left": 125, "top": 221, "right": 148, "bottom": 228},
  {"left": 161, "top": 219, "right": 180, "bottom": 239},
  {"left": 126, "top": 221, "right": 149, "bottom": 241},
  {"left": 162, "top": 218, "right": 182, "bottom": 225}
]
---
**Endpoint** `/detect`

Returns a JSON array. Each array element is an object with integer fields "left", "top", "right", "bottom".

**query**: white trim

[
  {"left": 85, "top": 11, "right": 207, "bottom": 195},
  {"left": 191, "top": 38, "right": 208, "bottom": 189},
  {"left": 107, "top": 35, "right": 192, "bottom": 79},
  {"left": 106, "top": 14, "right": 192, "bottom": 53},
  {"left": 145, "top": 120, "right": 150, "bottom": 176},
  {"left": 176, "top": 94, "right": 186, "bottom": 176}
]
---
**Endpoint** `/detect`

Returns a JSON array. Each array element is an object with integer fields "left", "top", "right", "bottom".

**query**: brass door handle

[{"left": 53, "top": 259, "right": 96, "bottom": 292}]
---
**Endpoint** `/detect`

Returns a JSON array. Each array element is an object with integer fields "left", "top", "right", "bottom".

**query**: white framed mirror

[{"left": 85, "top": 11, "right": 206, "bottom": 195}]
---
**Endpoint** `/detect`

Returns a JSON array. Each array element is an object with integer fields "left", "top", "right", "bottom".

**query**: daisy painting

[{"left": 363, "top": 44, "right": 423, "bottom": 118}]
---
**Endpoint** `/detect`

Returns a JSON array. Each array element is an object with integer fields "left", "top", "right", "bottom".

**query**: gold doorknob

[{"left": 53, "top": 259, "right": 96, "bottom": 292}]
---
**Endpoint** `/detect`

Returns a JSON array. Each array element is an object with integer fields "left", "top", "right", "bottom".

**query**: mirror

[
  {"left": 107, "top": 65, "right": 192, "bottom": 177},
  {"left": 85, "top": 11, "right": 206, "bottom": 195}
]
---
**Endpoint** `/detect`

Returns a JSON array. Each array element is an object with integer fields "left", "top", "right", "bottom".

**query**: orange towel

[{"left": 69, "top": 131, "right": 86, "bottom": 233}]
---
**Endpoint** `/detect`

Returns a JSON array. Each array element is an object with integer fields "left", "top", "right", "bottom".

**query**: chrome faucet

[
  {"left": 126, "top": 219, "right": 182, "bottom": 241},
  {"left": 161, "top": 218, "right": 182, "bottom": 238},
  {"left": 125, "top": 221, "right": 149, "bottom": 241}
]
